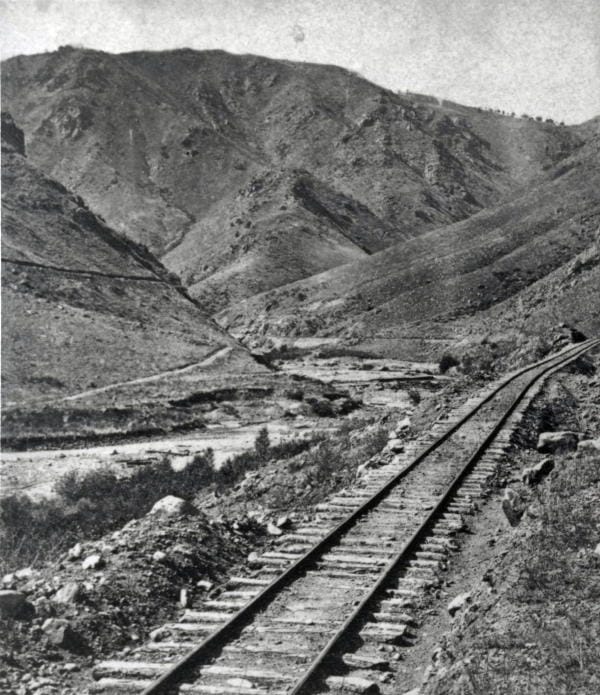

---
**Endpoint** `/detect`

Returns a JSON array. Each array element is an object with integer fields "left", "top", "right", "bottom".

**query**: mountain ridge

[{"left": 2, "top": 47, "right": 584, "bottom": 313}]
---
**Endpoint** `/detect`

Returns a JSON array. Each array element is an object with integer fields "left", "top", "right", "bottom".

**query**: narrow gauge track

[{"left": 92, "top": 339, "right": 599, "bottom": 695}]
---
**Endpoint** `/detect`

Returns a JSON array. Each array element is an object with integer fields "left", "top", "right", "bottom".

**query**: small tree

[{"left": 255, "top": 427, "right": 270, "bottom": 461}]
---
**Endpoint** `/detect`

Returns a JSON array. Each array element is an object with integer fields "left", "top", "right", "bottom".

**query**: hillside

[
  {"left": 217, "top": 115, "right": 600, "bottom": 352},
  {"left": 1, "top": 47, "right": 581, "bottom": 312},
  {"left": 1, "top": 112, "right": 263, "bottom": 408}
]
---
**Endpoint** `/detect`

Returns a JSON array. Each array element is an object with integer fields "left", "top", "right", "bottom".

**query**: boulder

[
  {"left": 521, "top": 458, "right": 554, "bottom": 485},
  {"left": 149, "top": 626, "right": 171, "bottom": 642},
  {"left": 267, "top": 522, "right": 282, "bottom": 536},
  {"left": 81, "top": 554, "right": 104, "bottom": 570},
  {"left": 276, "top": 515, "right": 291, "bottom": 529},
  {"left": 152, "top": 550, "right": 167, "bottom": 563},
  {"left": 0, "top": 590, "right": 26, "bottom": 618},
  {"left": 593, "top": 543, "right": 600, "bottom": 557},
  {"left": 502, "top": 488, "right": 524, "bottom": 526},
  {"left": 578, "top": 438, "right": 600, "bottom": 452},
  {"left": 325, "top": 676, "right": 380, "bottom": 694},
  {"left": 15, "top": 567, "right": 33, "bottom": 580},
  {"left": 447, "top": 592, "right": 471, "bottom": 616},
  {"left": 42, "top": 618, "right": 85, "bottom": 651},
  {"left": 386, "top": 439, "right": 405, "bottom": 453},
  {"left": 537, "top": 431, "right": 579, "bottom": 454},
  {"left": 53, "top": 582, "right": 81, "bottom": 604},
  {"left": 148, "top": 495, "right": 196, "bottom": 517},
  {"left": 67, "top": 543, "right": 83, "bottom": 560},
  {"left": 397, "top": 416, "right": 412, "bottom": 431}
]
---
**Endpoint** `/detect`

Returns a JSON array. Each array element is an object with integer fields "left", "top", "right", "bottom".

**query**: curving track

[{"left": 91, "top": 339, "right": 599, "bottom": 695}]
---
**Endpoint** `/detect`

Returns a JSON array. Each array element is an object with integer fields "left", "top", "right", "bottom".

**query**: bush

[
  {"left": 407, "top": 387, "right": 421, "bottom": 405},
  {"left": 254, "top": 427, "right": 270, "bottom": 461},
  {"left": 439, "top": 352, "right": 459, "bottom": 373},
  {"left": 0, "top": 450, "right": 215, "bottom": 573}
]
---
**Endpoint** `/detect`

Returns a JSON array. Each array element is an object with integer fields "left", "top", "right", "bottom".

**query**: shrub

[
  {"left": 407, "top": 387, "right": 421, "bottom": 405},
  {"left": 254, "top": 427, "right": 270, "bottom": 461},
  {"left": 439, "top": 352, "right": 459, "bottom": 373},
  {"left": 0, "top": 450, "right": 215, "bottom": 573}
]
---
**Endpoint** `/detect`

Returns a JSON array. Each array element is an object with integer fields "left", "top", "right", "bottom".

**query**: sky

[{"left": 1, "top": 0, "right": 599, "bottom": 124}]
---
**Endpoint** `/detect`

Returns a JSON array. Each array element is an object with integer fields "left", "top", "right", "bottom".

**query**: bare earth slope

[
  {"left": 1, "top": 113, "right": 263, "bottom": 407},
  {"left": 1, "top": 48, "right": 581, "bottom": 311},
  {"left": 217, "top": 116, "right": 600, "bottom": 348}
]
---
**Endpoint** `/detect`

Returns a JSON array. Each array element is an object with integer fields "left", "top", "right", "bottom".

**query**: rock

[
  {"left": 537, "top": 431, "right": 579, "bottom": 454},
  {"left": 152, "top": 551, "right": 167, "bottom": 563},
  {"left": 521, "top": 458, "right": 554, "bottom": 485},
  {"left": 150, "top": 627, "right": 171, "bottom": 642},
  {"left": 15, "top": 567, "right": 33, "bottom": 580},
  {"left": 386, "top": 438, "right": 405, "bottom": 453},
  {"left": 247, "top": 551, "right": 262, "bottom": 568},
  {"left": 67, "top": 543, "right": 83, "bottom": 560},
  {"left": 578, "top": 438, "right": 600, "bottom": 452},
  {"left": 325, "top": 676, "right": 380, "bottom": 694},
  {"left": 276, "top": 515, "right": 291, "bottom": 529},
  {"left": 501, "top": 488, "right": 524, "bottom": 527},
  {"left": 227, "top": 678, "right": 254, "bottom": 689},
  {"left": 267, "top": 522, "right": 283, "bottom": 536},
  {"left": 61, "top": 663, "right": 79, "bottom": 673},
  {"left": 53, "top": 582, "right": 81, "bottom": 604},
  {"left": 342, "top": 653, "right": 390, "bottom": 670},
  {"left": 41, "top": 618, "right": 84, "bottom": 650},
  {"left": 0, "top": 590, "right": 26, "bottom": 618},
  {"left": 2, "top": 573, "right": 15, "bottom": 587},
  {"left": 148, "top": 495, "right": 196, "bottom": 517},
  {"left": 447, "top": 592, "right": 471, "bottom": 616},
  {"left": 81, "top": 554, "right": 104, "bottom": 570}
]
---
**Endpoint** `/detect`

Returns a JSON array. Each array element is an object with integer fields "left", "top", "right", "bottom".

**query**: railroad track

[{"left": 92, "top": 339, "right": 599, "bottom": 695}]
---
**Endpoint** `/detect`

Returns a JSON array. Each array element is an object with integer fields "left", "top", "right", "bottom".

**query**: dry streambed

[{"left": 1, "top": 355, "right": 437, "bottom": 500}]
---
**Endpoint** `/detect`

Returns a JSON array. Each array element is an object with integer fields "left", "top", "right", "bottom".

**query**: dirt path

[{"left": 3, "top": 346, "right": 235, "bottom": 410}]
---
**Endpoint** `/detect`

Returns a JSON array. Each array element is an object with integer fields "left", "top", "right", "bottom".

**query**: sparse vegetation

[
  {"left": 0, "top": 433, "right": 332, "bottom": 573},
  {"left": 254, "top": 426, "right": 270, "bottom": 461},
  {"left": 0, "top": 451, "right": 216, "bottom": 573},
  {"left": 214, "top": 435, "right": 320, "bottom": 489},
  {"left": 439, "top": 352, "right": 460, "bottom": 373},
  {"left": 407, "top": 386, "right": 421, "bottom": 405}
]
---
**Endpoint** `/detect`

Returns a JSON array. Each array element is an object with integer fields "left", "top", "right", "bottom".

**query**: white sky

[{"left": 2, "top": 0, "right": 599, "bottom": 124}]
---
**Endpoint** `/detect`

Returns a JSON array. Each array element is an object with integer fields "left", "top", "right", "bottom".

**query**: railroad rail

[{"left": 92, "top": 338, "right": 599, "bottom": 695}]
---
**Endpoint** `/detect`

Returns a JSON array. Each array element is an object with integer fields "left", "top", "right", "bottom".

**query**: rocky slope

[
  {"left": 1, "top": 48, "right": 581, "bottom": 312},
  {"left": 1, "top": 113, "right": 263, "bottom": 409},
  {"left": 218, "top": 115, "right": 600, "bottom": 350}
]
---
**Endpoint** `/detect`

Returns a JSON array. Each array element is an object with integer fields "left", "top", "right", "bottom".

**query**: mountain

[
  {"left": 1, "top": 47, "right": 581, "bottom": 313},
  {"left": 1, "top": 112, "right": 263, "bottom": 408},
  {"left": 216, "top": 115, "right": 600, "bottom": 353}
]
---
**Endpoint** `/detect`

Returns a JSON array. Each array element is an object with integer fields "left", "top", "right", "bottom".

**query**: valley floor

[{"left": 0, "top": 349, "right": 598, "bottom": 695}]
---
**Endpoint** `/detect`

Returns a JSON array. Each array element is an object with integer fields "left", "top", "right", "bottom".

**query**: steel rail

[
  {"left": 142, "top": 338, "right": 598, "bottom": 695},
  {"left": 287, "top": 336, "right": 600, "bottom": 695}
]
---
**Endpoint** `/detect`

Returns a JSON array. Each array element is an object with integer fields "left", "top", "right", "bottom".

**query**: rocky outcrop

[
  {"left": 537, "top": 431, "right": 580, "bottom": 453},
  {"left": 1, "top": 112, "right": 25, "bottom": 155}
]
